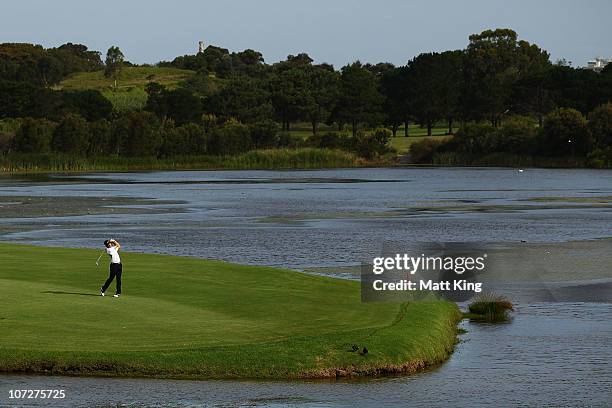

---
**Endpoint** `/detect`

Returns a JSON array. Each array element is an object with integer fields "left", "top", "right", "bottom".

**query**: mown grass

[
  {"left": 0, "top": 243, "right": 462, "bottom": 379},
  {"left": 59, "top": 66, "right": 195, "bottom": 111},
  {"left": 0, "top": 148, "right": 361, "bottom": 173}
]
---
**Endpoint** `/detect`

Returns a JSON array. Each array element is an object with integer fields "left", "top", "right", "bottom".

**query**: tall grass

[
  {"left": 433, "top": 152, "right": 589, "bottom": 168},
  {"left": 467, "top": 293, "right": 514, "bottom": 322},
  {"left": 0, "top": 148, "right": 360, "bottom": 173},
  {"left": 101, "top": 87, "right": 148, "bottom": 111}
]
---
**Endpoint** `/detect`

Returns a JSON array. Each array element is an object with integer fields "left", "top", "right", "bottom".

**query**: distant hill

[{"left": 59, "top": 66, "right": 195, "bottom": 111}]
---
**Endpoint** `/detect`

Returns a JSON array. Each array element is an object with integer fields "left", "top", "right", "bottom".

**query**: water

[
  {"left": 1, "top": 168, "right": 611, "bottom": 269},
  {"left": 1, "top": 167, "right": 611, "bottom": 407}
]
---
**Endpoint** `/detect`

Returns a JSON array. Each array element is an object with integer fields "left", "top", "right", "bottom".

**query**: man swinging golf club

[{"left": 100, "top": 238, "right": 122, "bottom": 298}]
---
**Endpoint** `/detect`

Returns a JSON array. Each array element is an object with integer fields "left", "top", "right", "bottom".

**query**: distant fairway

[
  {"left": 286, "top": 123, "right": 454, "bottom": 155},
  {"left": 0, "top": 243, "right": 460, "bottom": 379},
  {"left": 59, "top": 66, "right": 195, "bottom": 111}
]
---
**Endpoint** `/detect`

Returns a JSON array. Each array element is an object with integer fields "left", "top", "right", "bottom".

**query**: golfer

[{"left": 100, "top": 239, "right": 122, "bottom": 297}]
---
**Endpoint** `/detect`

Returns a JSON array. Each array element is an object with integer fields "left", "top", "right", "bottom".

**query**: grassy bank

[
  {"left": 0, "top": 243, "right": 461, "bottom": 379},
  {"left": 431, "top": 152, "right": 592, "bottom": 168},
  {"left": 0, "top": 148, "right": 364, "bottom": 173}
]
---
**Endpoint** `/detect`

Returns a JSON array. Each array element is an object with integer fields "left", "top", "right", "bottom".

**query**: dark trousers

[{"left": 102, "top": 263, "right": 122, "bottom": 294}]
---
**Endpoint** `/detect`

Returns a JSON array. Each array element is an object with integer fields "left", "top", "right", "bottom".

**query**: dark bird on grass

[
  {"left": 361, "top": 347, "right": 368, "bottom": 355},
  {"left": 351, "top": 344, "right": 359, "bottom": 352}
]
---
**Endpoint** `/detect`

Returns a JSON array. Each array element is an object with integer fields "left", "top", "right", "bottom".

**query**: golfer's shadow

[{"left": 42, "top": 291, "right": 98, "bottom": 297}]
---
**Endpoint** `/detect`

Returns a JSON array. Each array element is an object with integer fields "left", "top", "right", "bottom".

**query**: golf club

[{"left": 95, "top": 252, "right": 104, "bottom": 267}]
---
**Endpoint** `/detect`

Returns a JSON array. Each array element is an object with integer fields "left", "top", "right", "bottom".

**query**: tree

[
  {"left": 144, "top": 82, "right": 168, "bottom": 118},
  {"left": 52, "top": 113, "right": 89, "bottom": 154},
  {"left": 160, "top": 122, "right": 208, "bottom": 156},
  {"left": 269, "top": 65, "right": 311, "bottom": 131},
  {"left": 37, "top": 55, "right": 63, "bottom": 87},
  {"left": 104, "top": 46, "right": 124, "bottom": 88},
  {"left": 113, "top": 112, "right": 161, "bottom": 156},
  {"left": 49, "top": 43, "right": 103, "bottom": 74},
  {"left": 462, "top": 29, "right": 550, "bottom": 126},
  {"left": 249, "top": 120, "right": 279, "bottom": 149},
  {"left": 232, "top": 49, "right": 266, "bottom": 77},
  {"left": 12, "top": 117, "right": 55, "bottom": 153},
  {"left": 542, "top": 65, "right": 601, "bottom": 115},
  {"left": 0, "top": 118, "right": 21, "bottom": 153},
  {"left": 334, "top": 62, "right": 384, "bottom": 136},
  {"left": 305, "top": 65, "right": 339, "bottom": 134},
  {"left": 589, "top": 103, "right": 612, "bottom": 148},
  {"left": 512, "top": 68, "right": 555, "bottom": 127},
  {"left": 364, "top": 62, "right": 396, "bottom": 77},
  {"left": 165, "top": 88, "right": 203, "bottom": 125},
  {"left": 209, "top": 120, "right": 252, "bottom": 155},
  {"left": 494, "top": 116, "right": 537, "bottom": 154},
  {"left": 0, "top": 43, "right": 59, "bottom": 86},
  {"left": 405, "top": 52, "right": 463, "bottom": 136},
  {"left": 436, "top": 51, "right": 464, "bottom": 134},
  {"left": 381, "top": 66, "right": 412, "bottom": 136},
  {"left": 0, "top": 42, "right": 102, "bottom": 87},
  {"left": 62, "top": 90, "right": 113, "bottom": 121},
  {"left": 268, "top": 56, "right": 338, "bottom": 134},
  {"left": 144, "top": 83, "right": 203, "bottom": 125},
  {"left": 205, "top": 76, "right": 273, "bottom": 123},
  {"left": 179, "top": 69, "right": 216, "bottom": 97},
  {"left": 352, "top": 127, "right": 392, "bottom": 159},
  {"left": 451, "top": 123, "right": 497, "bottom": 155},
  {"left": 540, "top": 108, "right": 592, "bottom": 156},
  {"left": 88, "top": 119, "right": 112, "bottom": 156}
]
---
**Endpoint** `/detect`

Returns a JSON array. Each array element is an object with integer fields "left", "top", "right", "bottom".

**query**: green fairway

[
  {"left": 0, "top": 243, "right": 460, "bottom": 379},
  {"left": 390, "top": 135, "right": 451, "bottom": 155},
  {"left": 285, "top": 123, "right": 454, "bottom": 155}
]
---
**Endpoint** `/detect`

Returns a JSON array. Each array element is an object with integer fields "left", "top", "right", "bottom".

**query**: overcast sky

[{"left": 2, "top": 0, "right": 611, "bottom": 68}]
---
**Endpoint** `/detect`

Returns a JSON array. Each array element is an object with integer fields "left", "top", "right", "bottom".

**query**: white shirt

[{"left": 106, "top": 246, "right": 121, "bottom": 264}]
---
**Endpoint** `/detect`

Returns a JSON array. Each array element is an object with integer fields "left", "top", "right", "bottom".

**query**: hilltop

[{"left": 59, "top": 66, "right": 195, "bottom": 111}]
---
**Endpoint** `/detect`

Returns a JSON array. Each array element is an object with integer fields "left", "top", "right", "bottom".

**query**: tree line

[{"left": 1, "top": 28, "right": 611, "bottom": 164}]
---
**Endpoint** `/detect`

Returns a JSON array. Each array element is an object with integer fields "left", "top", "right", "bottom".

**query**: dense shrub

[
  {"left": 539, "top": 108, "right": 592, "bottom": 156},
  {"left": 0, "top": 119, "right": 21, "bottom": 153},
  {"left": 588, "top": 103, "right": 612, "bottom": 149},
  {"left": 249, "top": 120, "right": 279, "bottom": 149},
  {"left": 352, "top": 127, "right": 392, "bottom": 159},
  {"left": 307, "top": 132, "right": 350, "bottom": 150},
  {"left": 587, "top": 147, "right": 612, "bottom": 168},
  {"left": 450, "top": 123, "right": 496, "bottom": 154},
  {"left": 494, "top": 116, "right": 537, "bottom": 154},
  {"left": 277, "top": 131, "right": 305, "bottom": 148},
  {"left": 160, "top": 122, "right": 208, "bottom": 156},
  {"left": 410, "top": 138, "right": 447, "bottom": 163},
  {"left": 209, "top": 120, "right": 252, "bottom": 155}
]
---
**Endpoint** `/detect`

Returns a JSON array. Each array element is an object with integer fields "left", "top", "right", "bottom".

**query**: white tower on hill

[{"left": 198, "top": 41, "right": 205, "bottom": 54}]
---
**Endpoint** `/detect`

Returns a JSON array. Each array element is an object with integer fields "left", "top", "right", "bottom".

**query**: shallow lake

[{"left": 1, "top": 167, "right": 611, "bottom": 407}]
